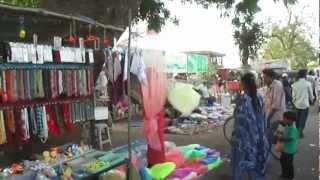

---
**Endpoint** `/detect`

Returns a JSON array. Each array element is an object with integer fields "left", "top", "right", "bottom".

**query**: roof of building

[{"left": 184, "top": 50, "right": 225, "bottom": 57}]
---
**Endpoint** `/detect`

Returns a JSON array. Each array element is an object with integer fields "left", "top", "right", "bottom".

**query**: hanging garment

[
  {"left": 62, "top": 103, "right": 74, "bottom": 132},
  {"left": 4, "top": 110, "right": 15, "bottom": 143},
  {"left": 130, "top": 50, "right": 147, "bottom": 85},
  {"left": 22, "top": 108, "right": 30, "bottom": 140},
  {"left": 87, "top": 69, "right": 94, "bottom": 95},
  {"left": 45, "top": 106, "right": 60, "bottom": 136},
  {"left": 11, "top": 70, "right": 18, "bottom": 102},
  {"left": 0, "top": 110, "right": 7, "bottom": 145},
  {"left": 23, "top": 70, "right": 30, "bottom": 100},
  {"left": 35, "top": 70, "right": 45, "bottom": 98},
  {"left": 53, "top": 104, "right": 65, "bottom": 134},
  {"left": 5, "top": 70, "right": 13, "bottom": 102},
  {"left": 83, "top": 69, "right": 88, "bottom": 96},
  {"left": 43, "top": 70, "right": 50, "bottom": 99},
  {"left": 0, "top": 70, "right": 4, "bottom": 103},
  {"left": 35, "top": 106, "right": 48, "bottom": 142},
  {"left": 14, "top": 109, "right": 29, "bottom": 145},
  {"left": 52, "top": 50, "right": 61, "bottom": 63},
  {"left": 29, "top": 107, "right": 38, "bottom": 136},
  {"left": 1, "top": 71, "right": 7, "bottom": 102},
  {"left": 146, "top": 111, "right": 165, "bottom": 166},
  {"left": 141, "top": 67, "right": 167, "bottom": 165},
  {"left": 58, "top": 70, "right": 64, "bottom": 95},
  {"left": 18, "top": 70, "right": 25, "bottom": 101},
  {"left": 106, "top": 52, "right": 122, "bottom": 81},
  {"left": 112, "top": 74, "right": 125, "bottom": 105}
]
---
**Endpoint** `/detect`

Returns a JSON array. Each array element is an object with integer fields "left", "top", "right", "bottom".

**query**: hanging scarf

[
  {"left": 0, "top": 110, "right": 7, "bottom": 145},
  {"left": 141, "top": 67, "right": 167, "bottom": 165},
  {"left": 4, "top": 110, "right": 15, "bottom": 143},
  {"left": 35, "top": 106, "right": 48, "bottom": 142},
  {"left": 5, "top": 70, "right": 13, "bottom": 102},
  {"left": 45, "top": 105, "right": 60, "bottom": 136},
  {"left": 62, "top": 103, "right": 74, "bottom": 132}
]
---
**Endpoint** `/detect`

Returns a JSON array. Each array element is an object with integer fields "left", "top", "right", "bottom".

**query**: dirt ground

[
  {"left": 109, "top": 105, "right": 319, "bottom": 180},
  {"left": 0, "top": 105, "right": 317, "bottom": 180}
]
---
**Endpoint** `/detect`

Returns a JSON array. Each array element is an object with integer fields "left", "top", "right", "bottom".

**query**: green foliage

[
  {"left": 201, "top": 62, "right": 218, "bottom": 81},
  {"left": 262, "top": 19, "right": 317, "bottom": 69},
  {"left": 1, "top": 0, "right": 39, "bottom": 7}
]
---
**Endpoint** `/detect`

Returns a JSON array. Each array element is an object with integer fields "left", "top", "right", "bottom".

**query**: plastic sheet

[{"left": 167, "top": 83, "right": 200, "bottom": 115}]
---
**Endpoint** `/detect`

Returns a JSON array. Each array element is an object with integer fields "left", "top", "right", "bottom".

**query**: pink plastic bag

[{"left": 166, "top": 148, "right": 185, "bottom": 168}]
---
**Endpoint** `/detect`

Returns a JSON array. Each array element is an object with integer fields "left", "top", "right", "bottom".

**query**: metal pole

[
  {"left": 126, "top": 8, "right": 132, "bottom": 180},
  {"left": 0, "top": 3, "right": 124, "bottom": 32}
]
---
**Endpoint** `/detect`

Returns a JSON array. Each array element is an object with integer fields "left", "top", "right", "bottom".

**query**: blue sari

[{"left": 231, "top": 93, "right": 270, "bottom": 180}]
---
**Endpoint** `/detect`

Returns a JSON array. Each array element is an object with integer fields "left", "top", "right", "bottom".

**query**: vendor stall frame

[{"left": 0, "top": 3, "right": 136, "bottom": 179}]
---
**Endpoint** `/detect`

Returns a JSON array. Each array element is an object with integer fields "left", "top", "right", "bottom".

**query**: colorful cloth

[
  {"left": 232, "top": 93, "right": 270, "bottom": 180},
  {"left": 0, "top": 110, "right": 7, "bottom": 145}
]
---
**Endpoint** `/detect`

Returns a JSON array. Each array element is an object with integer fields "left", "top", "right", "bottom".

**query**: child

[{"left": 278, "top": 111, "right": 298, "bottom": 180}]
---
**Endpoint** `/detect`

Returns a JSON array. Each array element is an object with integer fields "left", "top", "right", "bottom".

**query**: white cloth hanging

[{"left": 130, "top": 49, "right": 147, "bottom": 85}]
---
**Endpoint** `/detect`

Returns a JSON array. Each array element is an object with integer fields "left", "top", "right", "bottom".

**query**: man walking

[
  {"left": 263, "top": 69, "right": 286, "bottom": 144},
  {"left": 292, "top": 69, "right": 314, "bottom": 138}
]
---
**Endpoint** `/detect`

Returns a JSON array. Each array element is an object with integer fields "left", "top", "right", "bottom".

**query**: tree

[
  {"left": 2, "top": 0, "right": 298, "bottom": 66},
  {"left": 262, "top": 17, "right": 317, "bottom": 69}
]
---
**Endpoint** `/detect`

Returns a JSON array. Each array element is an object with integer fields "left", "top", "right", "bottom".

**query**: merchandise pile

[
  {"left": 145, "top": 142, "right": 222, "bottom": 180},
  {"left": 165, "top": 103, "right": 234, "bottom": 135},
  {"left": 0, "top": 140, "right": 222, "bottom": 180}
]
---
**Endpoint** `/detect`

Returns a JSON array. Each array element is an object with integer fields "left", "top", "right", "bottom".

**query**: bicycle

[{"left": 223, "top": 115, "right": 280, "bottom": 161}]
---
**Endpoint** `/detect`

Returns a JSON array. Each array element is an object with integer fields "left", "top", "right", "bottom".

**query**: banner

[{"left": 187, "top": 54, "right": 208, "bottom": 73}]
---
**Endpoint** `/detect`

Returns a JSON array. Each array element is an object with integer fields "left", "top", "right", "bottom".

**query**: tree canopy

[
  {"left": 262, "top": 18, "right": 317, "bottom": 69},
  {"left": 1, "top": 0, "right": 298, "bottom": 66}
]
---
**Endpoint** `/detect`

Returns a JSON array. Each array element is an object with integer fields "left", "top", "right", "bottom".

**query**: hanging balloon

[
  {"left": 19, "top": 28, "right": 26, "bottom": 39},
  {"left": 18, "top": 16, "right": 26, "bottom": 39}
]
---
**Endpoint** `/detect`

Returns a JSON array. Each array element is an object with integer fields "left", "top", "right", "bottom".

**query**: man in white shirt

[
  {"left": 263, "top": 69, "right": 286, "bottom": 144},
  {"left": 307, "top": 70, "right": 317, "bottom": 103},
  {"left": 292, "top": 69, "right": 314, "bottom": 138}
]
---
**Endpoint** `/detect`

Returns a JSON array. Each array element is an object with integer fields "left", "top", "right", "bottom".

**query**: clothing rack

[
  {"left": 0, "top": 3, "right": 137, "bottom": 179},
  {"left": 0, "top": 63, "right": 93, "bottom": 70},
  {"left": 0, "top": 95, "right": 92, "bottom": 110}
]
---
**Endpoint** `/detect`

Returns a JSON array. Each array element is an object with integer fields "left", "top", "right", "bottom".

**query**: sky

[
  {"left": 135, "top": 0, "right": 319, "bottom": 68},
  {"left": 124, "top": 0, "right": 319, "bottom": 68}
]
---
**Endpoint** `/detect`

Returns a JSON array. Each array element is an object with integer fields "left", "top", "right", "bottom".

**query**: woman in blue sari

[{"left": 232, "top": 73, "right": 270, "bottom": 180}]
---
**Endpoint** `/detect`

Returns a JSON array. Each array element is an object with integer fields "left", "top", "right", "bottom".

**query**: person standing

[
  {"left": 262, "top": 69, "right": 286, "bottom": 144},
  {"left": 232, "top": 73, "right": 270, "bottom": 180},
  {"left": 292, "top": 69, "right": 314, "bottom": 138},
  {"left": 277, "top": 111, "right": 298, "bottom": 180},
  {"left": 282, "top": 73, "right": 292, "bottom": 106},
  {"left": 307, "top": 70, "right": 317, "bottom": 104}
]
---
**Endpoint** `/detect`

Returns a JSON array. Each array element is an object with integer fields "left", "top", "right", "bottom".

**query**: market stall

[{"left": 0, "top": 3, "right": 141, "bottom": 179}]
